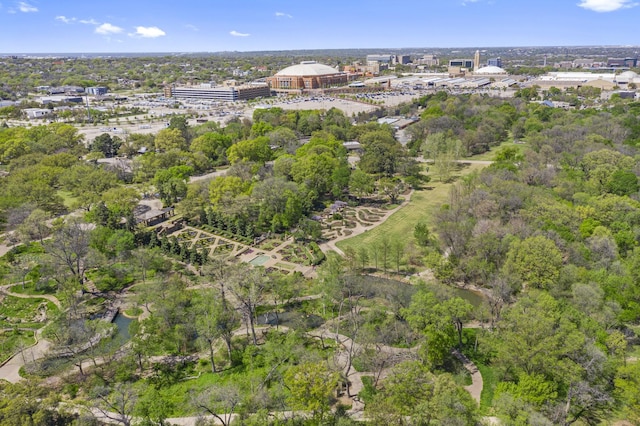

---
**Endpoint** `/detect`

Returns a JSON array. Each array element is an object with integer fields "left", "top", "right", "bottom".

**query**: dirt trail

[
  {"left": 453, "top": 349, "right": 483, "bottom": 403},
  {"left": 2, "top": 287, "right": 62, "bottom": 309}
]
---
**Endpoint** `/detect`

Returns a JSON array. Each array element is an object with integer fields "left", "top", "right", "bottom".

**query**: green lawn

[
  {"left": 0, "top": 330, "right": 36, "bottom": 364},
  {"left": 477, "top": 362, "right": 497, "bottom": 415},
  {"left": 10, "top": 281, "right": 57, "bottom": 296},
  {"left": 336, "top": 163, "right": 487, "bottom": 254},
  {"left": 56, "top": 190, "right": 80, "bottom": 210},
  {"left": 0, "top": 295, "right": 58, "bottom": 326}
]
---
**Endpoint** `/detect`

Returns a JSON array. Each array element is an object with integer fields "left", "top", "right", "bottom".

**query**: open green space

[
  {"left": 56, "top": 190, "right": 81, "bottom": 210},
  {"left": 0, "top": 329, "right": 36, "bottom": 364},
  {"left": 477, "top": 362, "right": 496, "bottom": 414},
  {"left": 0, "top": 295, "right": 58, "bottom": 326},
  {"left": 10, "top": 281, "right": 57, "bottom": 296},
  {"left": 337, "top": 163, "right": 487, "bottom": 254}
]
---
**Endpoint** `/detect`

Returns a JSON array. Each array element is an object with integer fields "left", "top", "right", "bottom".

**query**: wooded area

[{"left": 1, "top": 83, "right": 640, "bottom": 425}]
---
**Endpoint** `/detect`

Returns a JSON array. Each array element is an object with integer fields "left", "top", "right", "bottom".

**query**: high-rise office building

[{"left": 487, "top": 58, "right": 502, "bottom": 68}]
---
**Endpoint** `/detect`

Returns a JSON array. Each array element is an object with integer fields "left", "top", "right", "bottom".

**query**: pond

[
  {"left": 249, "top": 255, "right": 271, "bottom": 266},
  {"left": 357, "top": 275, "right": 488, "bottom": 310},
  {"left": 113, "top": 313, "right": 133, "bottom": 342},
  {"left": 444, "top": 286, "right": 487, "bottom": 309}
]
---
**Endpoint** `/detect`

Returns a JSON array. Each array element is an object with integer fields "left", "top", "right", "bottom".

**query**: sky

[{"left": 0, "top": 0, "right": 638, "bottom": 53}]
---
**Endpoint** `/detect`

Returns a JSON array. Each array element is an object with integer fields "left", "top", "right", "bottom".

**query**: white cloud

[
  {"left": 18, "top": 1, "right": 37, "bottom": 12},
  {"left": 577, "top": 0, "right": 638, "bottom": 11},
  {"left": 132, "top": 26, "right": 166, "bottom": 38},
  {"left": 79, "top": 18, "right": 99, "bottom": 25},
  {"left": 95, "top": 23, "right": 124, "bottom": 35},
  {"left": 185, "top": 24, "right": 198, "bottom": 31},
  {"left": 55, "top": 15, "right": 75, "bottom": 23},
  {"left": 275, "top": 11, "right": 293, "bottom": 18},
  {"left": 230, "top": 30, "right": 250, "bottom": 37}
]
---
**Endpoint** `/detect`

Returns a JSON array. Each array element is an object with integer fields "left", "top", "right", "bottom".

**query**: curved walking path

[
  {"left": 0, "top": 284, "right": 60, "bottom": 383},
  {"left": 319, "top": 190, "right": 415, "bottom": 256},
  {"left": 188, "top": 168, "right": 229, "bottom": 183},
  {"left": 415, "top": 156, "right": 494, "bottom": 166},
  {"left": 0, "top": 328, "right": 52, "bottom": 383},
  {"left": 1, "top": 287, "right": 62, "bottom": 309}
]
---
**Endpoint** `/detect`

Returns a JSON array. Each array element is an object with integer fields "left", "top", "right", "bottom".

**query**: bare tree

[
  {"left": 487, "top": 276, "right": 513, "bottom": 329},
  {"left": 44, "top": 217, "right": 91, "bottom": 285},
  {"left": 192, "top": 384, "right": 240, "bottom": 426},
  {"left": 227, "top": 266, "right": 270, "bottom": 345},
  {"left": 90, "top": 383, "right": 137, "bottom": 426}
]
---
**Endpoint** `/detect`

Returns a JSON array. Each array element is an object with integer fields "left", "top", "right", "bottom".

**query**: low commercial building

[
  {"left": 449, "top": 59, "right": 474, "bottom": 69},
  {"left": 165, "top": 83, "right": 270, "bottom": 101},
  {"left": 608, "top": 57, "right": 638, "bottom": 68},
  {"left": 416, "top": 54, "right": 439, "bottom": 67},
  {"left": 47, "top": 85, "right": 84, "bottom": 95},
  {"left": 493, "top": 78, "right": 519, "bottom": 88},
  {"left": 367, "top": 54, "right": 393, "bottom": 63},
  {"left": 393, "top": 55, "right": 411, "bottom": 65},
  {"left": 39, "top": 95, "right": 83, "bottom": 104},
  {"left": 86, "top": 86, "right": 108, "bottom": 96},
  {"left": 363, "top": 76, "right": 397, "bottom": 87},
  {"left": 24, "top": 108, "right": 51, "bottom": 119}
]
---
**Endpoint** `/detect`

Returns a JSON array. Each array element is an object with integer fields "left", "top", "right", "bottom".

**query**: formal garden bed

[{"left": 256, "top": 238, "right": 285, "bottom": 251}]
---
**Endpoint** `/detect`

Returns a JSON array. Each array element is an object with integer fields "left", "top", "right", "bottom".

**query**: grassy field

[
  {"left": 336, "top": 163, "right": 488, "bottom": 254},
  {"left": 0, "top": 295, "right": 58, "bottom": 328},
  {"left": 10, "top": 281, "right": 57, "bottom": 296},
  {"left": 477, "top": 363, "right": 497, "bottom": 414},
  {"left": 0, "top": 330, "right": 36, "bottom": 364},
  {"left": 57, "top": 190, "right": 80, "bottom": 210}
]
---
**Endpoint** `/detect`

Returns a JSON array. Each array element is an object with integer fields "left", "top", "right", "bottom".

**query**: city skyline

[{"left": 0, "top": 0, "right": 639, "bottom": 53}]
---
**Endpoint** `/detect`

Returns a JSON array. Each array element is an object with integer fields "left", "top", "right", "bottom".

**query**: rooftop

[
  {"left": 474, "top": 65, "right": 507, "bottom": 75},
  {"left": 275, "top": 61, "right": 341, "bottom": 77}
]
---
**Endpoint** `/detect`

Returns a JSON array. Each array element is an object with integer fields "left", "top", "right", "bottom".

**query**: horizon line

[{"left": 2, "top": 44, "right": 640, "bottom": 57}]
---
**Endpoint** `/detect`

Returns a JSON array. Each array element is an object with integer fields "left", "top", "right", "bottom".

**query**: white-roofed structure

[
  {"left": 616, "top": 71, "right": 639, "bottom": 84},
  {"left": 276, "top": 62, "right": 340, "bottom": 76},
  {"left": 540, "top": 72, "right": 616, "bottom": 82},
  {"left": 267, "top": 61, "right": 348, "bottom": 90},
  {"left": 493, "top": 78, "right": 518, "bottom": 88},
  {"left": 364, "top": 75, "right": 397, "bottom": 86},
  {"left": 474, "top": 65, "right": 507, "bottom": 75}
]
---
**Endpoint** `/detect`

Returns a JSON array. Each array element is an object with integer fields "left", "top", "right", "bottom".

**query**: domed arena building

[
  {"left": 474, "top": 65, "right": 508, "bottom": 75},
  {"left": 267, "top": 61, "right": 348, "bottom": 90}
]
